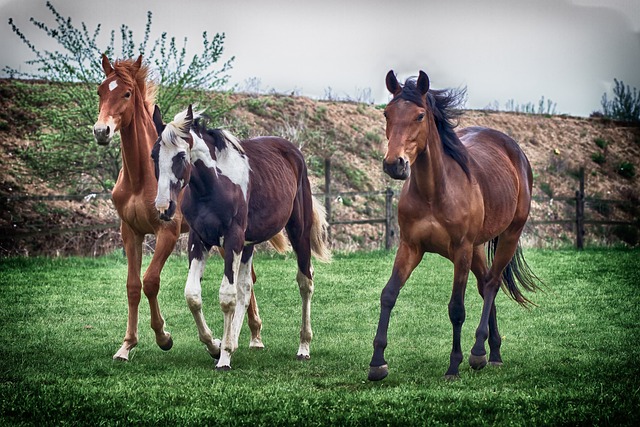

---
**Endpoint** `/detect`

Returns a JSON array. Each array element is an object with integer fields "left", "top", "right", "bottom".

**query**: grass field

[{"left": 1, "top": 248, "right": 639, "bottom": 426}]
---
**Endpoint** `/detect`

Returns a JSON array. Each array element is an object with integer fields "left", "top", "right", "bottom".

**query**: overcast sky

[{"left": 1, "top": 0, "right": 638, "bottom": 117}]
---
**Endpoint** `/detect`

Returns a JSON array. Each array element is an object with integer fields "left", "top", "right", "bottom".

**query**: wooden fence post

[
  {"left": 575, "top": 167, "right": 585, "bottom": 250},
  {"left": 324, "top": 158, "right": 332, "bottom": 241},
  {"left": 384, "top": 187, "right": 394, "bottom": 250}
]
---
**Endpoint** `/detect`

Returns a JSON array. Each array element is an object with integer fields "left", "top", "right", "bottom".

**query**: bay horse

[
  {"left": 151, "top": 105, "right": 331, "bottom": 370},
  {"left": 368, "top": 70, "right": 540, "bottom": 381},
  {"left": 93, "top": 55, "right": 267, "bottom": 361}
]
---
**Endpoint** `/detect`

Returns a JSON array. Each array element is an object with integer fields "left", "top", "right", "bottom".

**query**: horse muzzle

[
  {"left": 93, "top": 123, "right": 113, "bottom": 146},
  {"left": 383, "top": 157, "right": 410, "bottom": 180},
  {"left": 156, "top": 200, "right": 176, "bottom": 222}
]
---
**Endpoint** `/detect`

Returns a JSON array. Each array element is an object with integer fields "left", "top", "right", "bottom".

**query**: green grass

[{"left": 1, "top": 249, "right": 639, "bottom": 425}]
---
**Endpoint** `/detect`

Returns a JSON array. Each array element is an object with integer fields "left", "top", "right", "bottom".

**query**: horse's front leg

[
  {"left": 229, "top": 247, "right": 256, "bottom": 347},
  {"left": 184, "top": 233, "right": 220, "bottom": 359},
  {"left": 113, "top": 223, "right": 144, "bottom": 361},
  {"left": 445, "top": 242, "right": 473, "bottom": 379},
  {"left": 368, "top": 241, "right": 423, "bottom": 381},
  {"left": 216, "top": 236, "right": 244, "bottom": 371}
]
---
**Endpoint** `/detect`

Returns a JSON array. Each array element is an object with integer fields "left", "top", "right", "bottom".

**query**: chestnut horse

[
  {"left": 152, "top": 105, "right": 331, "bottom": 370},
  {"left": 93, "top": 55, "right": 267, "bottom": 361},
  {"left": 368, "top": 71, "right": 540, "bottom": 381}
]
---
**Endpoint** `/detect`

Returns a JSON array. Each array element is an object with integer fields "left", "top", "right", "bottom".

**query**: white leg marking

[
  {"left": 217, "top": 251, "right": 241, "bottom": 369},
  {"left": 185, "top": 257, "right": 220, "bottom": 358},
  {"left": 231, "top": 254, "right": 254, "bottom": 347},
  {"left": 296, "top": 269, "right": 314, "bottom": 360}
]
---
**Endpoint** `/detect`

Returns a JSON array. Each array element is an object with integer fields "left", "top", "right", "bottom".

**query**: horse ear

[
  {"left": 101, "top": 54, "right": 113, "bottom": 76},
  {"left": 417, "top": 71, "right": 430, "bottom": 96},
  {"left": 133, "top": 55, "right": 143, "bottom": 72},
  {"left": 186, "top": 105, "right": 194, "bottom": 125},
  {"left": 153, "top": 105, "right": 164, "bottom": 137},
  {"left": 386, "top": 70, "right": 401, "bottom": 96}
]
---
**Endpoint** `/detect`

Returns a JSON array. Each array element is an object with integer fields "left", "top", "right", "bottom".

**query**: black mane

[
  {"left": 193, "top": 116, "right": 229, "bottom": 153},
  {"left": 392, "top": 78, "right": 471, "bottom": 178}
]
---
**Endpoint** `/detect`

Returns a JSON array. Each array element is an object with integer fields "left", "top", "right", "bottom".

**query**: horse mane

[
  {"left": 392, "top": 78, "right": 471, "bottom": 178},
  {"left": 111, "top": 58, "right": 157, "bottom": 115},
  {"left": 191, "top": 115, "right": 245, "bottom": 155}
]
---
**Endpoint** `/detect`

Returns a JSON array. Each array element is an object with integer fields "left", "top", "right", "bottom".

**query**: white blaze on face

[
  {"left": 154, "top": 126, "right": 189, "bottom": 211},
  {"left": 108, "top": 80, "right": 118, "bottom": 92}
]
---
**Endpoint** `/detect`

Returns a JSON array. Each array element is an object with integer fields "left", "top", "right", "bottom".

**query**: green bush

[
  {"left": 591, "top": 152, "right": 606, "bottom": 165},
  {"left": 617, "top": 161, "right": 636, "bottom": 179},
  {"left": 600, "top": 79, "right": 640, "bottom": 123},
  {"left": 594, "top": 137, "right": 608, "bottom": 149},
  {"left": 5, "top": 1, "right": 234, "bottom": 192}
]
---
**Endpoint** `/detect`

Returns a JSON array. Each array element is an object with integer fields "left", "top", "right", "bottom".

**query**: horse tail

[
  {"left": 268, "top": 231, "right": 291, "bottom": 254},
  {"left": 488, "top": 237, "right": 542, "bottom": 307},
  {"left": 310, "top": 196, "right": 332, "bottom": 263}
]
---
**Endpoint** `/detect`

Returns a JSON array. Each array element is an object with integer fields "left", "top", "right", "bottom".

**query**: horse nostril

[{"left": 105, "top": 125, "right": 110, "bottom": 135}]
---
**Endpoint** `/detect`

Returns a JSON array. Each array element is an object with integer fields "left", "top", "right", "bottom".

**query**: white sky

[{"left": 1, "top": 0, "right": 639, "bottom": 117}]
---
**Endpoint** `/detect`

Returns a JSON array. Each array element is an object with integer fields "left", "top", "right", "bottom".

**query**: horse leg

[
  {"left": 470, "top": 230, "right": 522, "bottom": 370},
  {"left": 229, "top": 246, "right": 256, "bottom": 351},
  {"left": 247, "top": 268, "right": 264, "bottom": 349},
  {"left": 444, "top": 243, "right": 473, "bottom": 379},
  {"left": 184, "top": 233, "right": 220, "bottom": 359},
  {"left": 142, "top": 226, "right": 179, "bottom": 351},
  {"left": 113, "top": 223, "right": 144, "bottom": 361},
  {"left": 285, "top": 205, "right": 316, "bottom": 361},
  {"left": 368, "top": 241, "right": 423, "bottom": 381},
  {"left": 216, "top": 235, "right": 243, "bottom": 371},
  {"left": 220, "top": 247, "right": 263, "bottom": 349},
  {"left": 470, "top": 245, "right": 503, "bottom": 367}
]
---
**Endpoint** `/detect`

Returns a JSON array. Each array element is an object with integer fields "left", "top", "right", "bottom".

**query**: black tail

[{"left": 487, "top": 237, "right": 542, "bottom": 307}]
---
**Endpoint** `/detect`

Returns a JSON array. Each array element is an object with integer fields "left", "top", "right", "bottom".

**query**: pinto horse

[
  {"left": 368, "top": 71, "right": 540, "bottom": 381},
  {"left": 93, "top": 55, "right": 266, "bottom": 361},
  {"left": 152, "top": 105, "right": 331, "bottom": 370}
]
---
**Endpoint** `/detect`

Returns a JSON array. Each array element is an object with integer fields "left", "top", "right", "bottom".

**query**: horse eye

[
  {"left": 124, "top": 92, "right": 131, "bottom": 99},
  {"left": 383, "top": 111, "right": 388, "bottom": 119},
  {"left": 417, "top": 113, "right": 425, "bottom": 122}
]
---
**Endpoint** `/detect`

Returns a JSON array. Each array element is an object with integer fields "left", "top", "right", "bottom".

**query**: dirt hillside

[{"left": 1, "top": 80, "right": 638, "bottom": 255}]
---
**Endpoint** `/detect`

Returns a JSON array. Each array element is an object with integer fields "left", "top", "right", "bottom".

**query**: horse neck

[
  {"left": 188, "top": 138, "right": 220, "bottom": 194},
  {"left": 118, "top": 102, "right": 155, "bottom": 193},
  {"left": 410, "top": 125, "right": 449, "bottom": 200}
]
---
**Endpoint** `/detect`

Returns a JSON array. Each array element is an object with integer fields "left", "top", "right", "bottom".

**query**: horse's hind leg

[
  {"left": 470, "top": 245, "right": 502, "bottom": 368},
  {"left": 185, "top": 234, "right": 220, "bottom": 359},
  {"left": 470, "top": 229, "right": 522, "bottom": 370},
  {"left": 247, "top": 266, "right": 264, "bottom": 349},
  {"left": 286, "top": 210, "right": 315, "bottom": 361}
]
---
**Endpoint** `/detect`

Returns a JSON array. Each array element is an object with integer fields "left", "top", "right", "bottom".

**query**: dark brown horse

[
  {"left": 93, "top": 55, "right": 267, "bottom": 361},
  {"left": 152, "top": 105, "right": 331, "bottom": 370},
  {"left": 368, "top": 70, "right": 540, "bottom": 381}
]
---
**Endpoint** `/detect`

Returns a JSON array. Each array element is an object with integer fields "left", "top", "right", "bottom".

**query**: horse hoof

[
  {"left": 216, "top": 365, "right": 231, "bottom": 372},
  {"left": 469, "top": 353, "right": 487, "bottom": 370},
  {"left": 249, "top": 339, "right": 265, "bottom": 350},
  {"left": 296, "top": 354, "right": 311, "bottom": 361},
  {"left": 159, "top": 336, "right": 173, "bottom": 351},
  {"left": 443, "top": 373, "right": 460, "bottom": 381},
  {"left": 489, "top": 361, "right": 503, "bottom": 367},
  {"left": 368, "top": 364, "right": 389, "bottom": 381},
  {"left": 113, "top": 355, "right": 129, "bottom": 362}
]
